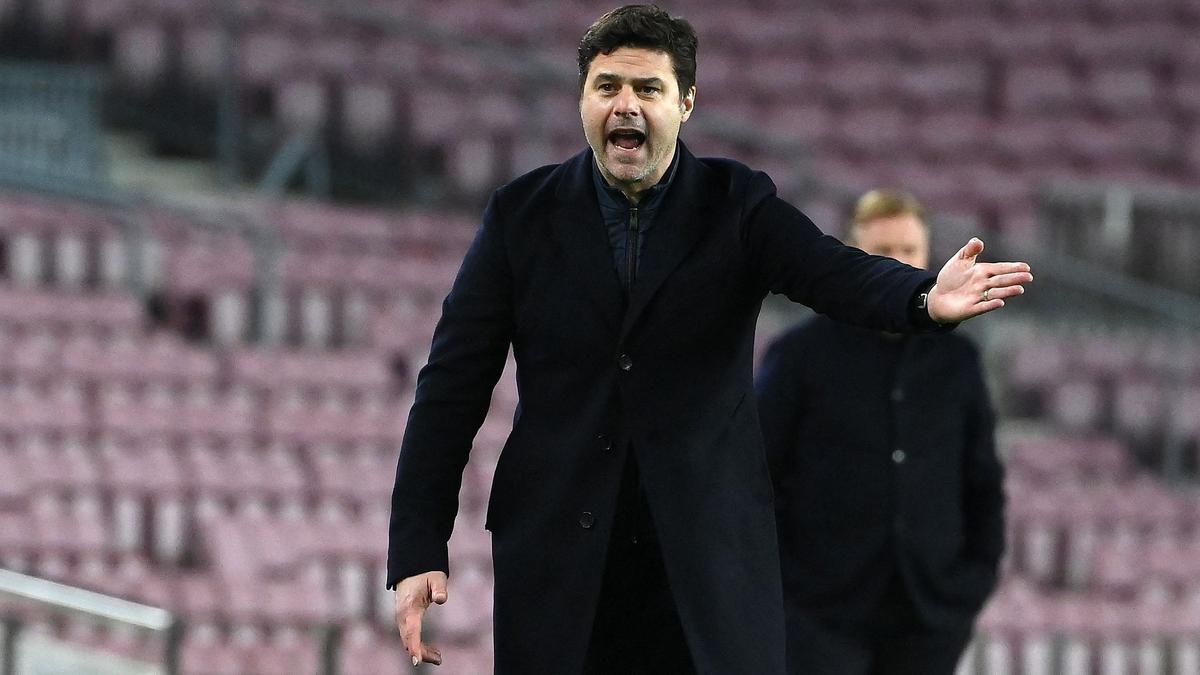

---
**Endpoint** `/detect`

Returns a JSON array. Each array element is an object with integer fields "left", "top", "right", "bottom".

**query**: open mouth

[{"left": 608, "top": 129, "right": 646, "bottom": 151}]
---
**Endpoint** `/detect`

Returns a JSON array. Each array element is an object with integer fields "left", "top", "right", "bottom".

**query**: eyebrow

[{"left": 593, "top": 73, "right": 667, "bottom": 88}]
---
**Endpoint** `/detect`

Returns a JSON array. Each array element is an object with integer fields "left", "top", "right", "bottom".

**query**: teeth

[{"left": 609, "top": 131, "right": 645, "bottom": 148}]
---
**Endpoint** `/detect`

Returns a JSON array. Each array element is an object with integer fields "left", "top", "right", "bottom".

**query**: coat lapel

[
  {"left": 618, "top": 142, "right": 717, "bottom": 342},
  {"left": 549, "top": 149, "right": 624, "bottom": 331}
]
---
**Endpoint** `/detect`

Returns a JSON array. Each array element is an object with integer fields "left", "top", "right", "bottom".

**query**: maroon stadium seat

[
  {"left": 112, "top": 22, "right": 169, "bottom": 92},
  {"left": 1085, "top": 66, "right": 1161, "bottom": 117},
  {"left": 1003, "top": 63, "right": 1081, "bottom": 115}
]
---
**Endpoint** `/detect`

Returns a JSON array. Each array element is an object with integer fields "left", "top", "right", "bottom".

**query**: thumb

[
  {"left": 958, "top": 237, "right": 984, "bottom": 262},
  {"left": 429, "top": 572, "right": 449, "bottom": 605}
]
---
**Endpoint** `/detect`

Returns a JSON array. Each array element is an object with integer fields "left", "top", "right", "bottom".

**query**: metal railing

[
  {"left": 0, "top": 569, "right": 178, "bottom": 675},
  {"left": 1037, "top": 180, "right": 1200, "bottom": 297}
]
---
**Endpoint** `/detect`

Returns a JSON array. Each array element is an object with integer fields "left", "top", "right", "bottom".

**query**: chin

[
  {"left": 612, "top": 166, "right": 646, "bottom": 181},
  {"left": 603, "top": 161, "right": 648, "bottom": 183}
]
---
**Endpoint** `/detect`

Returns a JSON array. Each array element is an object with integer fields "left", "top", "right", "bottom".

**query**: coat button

[
  {"left": 617, "top": 354, "right": 633, "bottom": 371},
  {"left": 892, "top": 449, "right": 907, "bottom": 464},
  {"left": 597, "top": 434, "right": 612, "bottom": 452},
  {"left": 579, "top": 512, "right": 595, "bottom": 529},
  {"left": 893, "top": 517, "right": 906, "bottom": 535},
  {"left": 891, "top": 388, "right": 905, "bottom": 402}
]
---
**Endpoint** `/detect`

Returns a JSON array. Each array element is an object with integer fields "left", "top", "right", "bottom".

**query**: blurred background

[{"left": 0, "top": 0, "right": 1197, "bottom": 673}]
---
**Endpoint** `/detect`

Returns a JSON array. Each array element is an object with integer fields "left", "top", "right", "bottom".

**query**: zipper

[{"left": 626, "top": 206, "right": 639, "bottom": 291}]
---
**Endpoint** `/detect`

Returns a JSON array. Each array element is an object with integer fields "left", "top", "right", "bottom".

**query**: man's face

[
  {"left": 580, "top": 46, "right": 695, "bottom": 198},
  {"left": 851, "top": 214, "right": 930, "bottom": 269}
]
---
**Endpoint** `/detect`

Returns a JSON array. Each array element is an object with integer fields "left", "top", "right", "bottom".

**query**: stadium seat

[
  {"left": 1113, "top": 377, "right": 1167, "bottom": 438},
  {"left": 238, "top": 28, "right": 301, "bottom": 89},
  {"left": 1086, "top": 66, "right": 1161, "bottom": 117},
  {"left": 339, "top": 79, "right": 400, "bottom": 154},
  {"left": 179, "top": 623, "right": 243, "bottom": 675},
  {"left": 915, "top": 112, "right": 989, "bottom": 161},
  {"left": 245, "top": 627, "right": 322, "bottom": 675},
  {"left": 338, "top": 623, "right": 410, "bottom": 675},
  {"left": 897, "top": 60, "right": 989, "bottom": 112},
  {"left": 987, "top": 18, "right": 1072, "bottom": 63},
  {"left": 1004, "top": 63, "right": 1082, "bottom": 116},
  {"left": 1069, "top": 22, "right": 1179, "bottom": 67},
  {"left": 112, "top": 22, "right": 169, "bottom": 92},
  {"left": 274, "top": 76, "right": 330, "bottom": 135},
  {"left": 821, "top": 60, "right": 905, "bottom": 108}
]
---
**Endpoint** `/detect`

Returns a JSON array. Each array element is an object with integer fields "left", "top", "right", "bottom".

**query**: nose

[{"left": 612, "top": 85, "right": 640, "bottom": 117}]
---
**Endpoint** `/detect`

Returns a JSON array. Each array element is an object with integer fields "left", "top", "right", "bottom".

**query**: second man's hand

[{"left": 927, "top": 238, "right": 1032, "bottom": 324}]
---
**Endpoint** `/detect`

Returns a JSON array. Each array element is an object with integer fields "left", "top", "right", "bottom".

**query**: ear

[{"left": 680, "top": 86, "right": 696, "bottom": 123}]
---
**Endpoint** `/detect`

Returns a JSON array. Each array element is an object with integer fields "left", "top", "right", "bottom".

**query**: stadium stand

[
  {"left": 0, "top": 187, "right": 486, "bottom": 672},
  {"left": 1, "top": 0, "right": 1196, "bottom": 217},
  {"left": 0, "top": 1, "right": 1198, "bottom": 673}
]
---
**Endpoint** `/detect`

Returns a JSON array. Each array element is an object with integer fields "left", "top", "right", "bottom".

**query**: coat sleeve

[
  {"left": 960, "top": 346, "right": 1006, "bottom": 586},
  {"left": 386, "top": 192, "right": 514, "bottom": 588},
  {"left": 741, "top": 173, "right": 938, "bottom": 333}
]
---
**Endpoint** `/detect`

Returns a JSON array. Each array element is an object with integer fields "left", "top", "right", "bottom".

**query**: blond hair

[{"left": 846, "top": 188, "right": 926, "bottom": 243}]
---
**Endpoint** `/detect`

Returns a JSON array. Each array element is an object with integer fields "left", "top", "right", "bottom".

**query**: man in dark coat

[
  {"left": 756, "top": 189, "right": 1007, "bottom": 675},
  {"left": 387, "top": 6, "right": 1030, "bottom": 674}
]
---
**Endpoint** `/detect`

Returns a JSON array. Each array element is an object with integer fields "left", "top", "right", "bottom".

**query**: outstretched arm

[{"left": 744, "top": 186, "right": 936, "bottom": 333}]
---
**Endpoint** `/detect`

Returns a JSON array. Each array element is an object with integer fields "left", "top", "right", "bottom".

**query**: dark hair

[{"left": 577, "top": 5, "right": 698, "bottom": 99}]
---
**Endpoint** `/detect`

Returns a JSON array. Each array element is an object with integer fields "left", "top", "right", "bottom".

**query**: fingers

[
  {"left": 429, "top": 571, "right": 449, "bottom": 605},
  {"left": 983, "top": 284, "right": 1025, "bottom": 301},
  {"left": 395, "top": 572, "right": 449, "bottom": 667},
  {"left": 971, "top": 298, "right": 1006, "bottom": 316},
  {"left": 957, "top": 237, "right": 984, "bottom": 261},
  {"left": 398, "top": 600, "right": 427, "bottom": 666},
  {"left": 417, "top": 644, "right": 444, "bottom": 667},
  {"left": 978, "top": 261, "right": 1032, "bottom": 276},
  {"left": 985, "top": 271, "right": 1034, "bottom": 289},
  {"left": 418, "top": 573, "right": 448, "bottom": 664},
  {"left": 399, "top": 604, "right": 444, "bottom": 666}
]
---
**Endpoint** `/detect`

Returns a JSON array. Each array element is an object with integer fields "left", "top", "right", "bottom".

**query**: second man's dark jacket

[
  {"left": 756, "top": 316, "right": 1005, "bottom": 635},
  {"left": 387, "top": 142, "right": 939, "bottom": 674}
]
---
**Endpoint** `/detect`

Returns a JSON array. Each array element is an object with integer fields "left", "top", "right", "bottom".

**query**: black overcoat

[
  {"left": 756, "top": 317, "right": 1004, "bottom": 636},
  {"left": 387, "top": 142, "right": 936, "bottom": 674}
]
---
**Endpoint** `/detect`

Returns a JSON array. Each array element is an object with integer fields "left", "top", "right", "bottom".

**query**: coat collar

[
  {"left": 549, "top": 139, "right": 717, "bottom": 342},
  {"left": 548, "top": 148, "right": 625, "bottom": 332}
]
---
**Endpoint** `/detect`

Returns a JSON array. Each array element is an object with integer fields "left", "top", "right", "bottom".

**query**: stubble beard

[
  {"left": 596, "top": 140, "right": 670, "bottom": 193},
  {"left": 603, "top": 155, "right": 655, "bottom": 186}
]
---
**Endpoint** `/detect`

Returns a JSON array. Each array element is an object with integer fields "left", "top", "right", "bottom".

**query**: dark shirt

[{"left": 591, "top": 147, "right": 680, "bottom": 293}]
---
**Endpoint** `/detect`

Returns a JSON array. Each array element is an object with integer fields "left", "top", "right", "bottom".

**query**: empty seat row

[{"left": 9, "top": 0, "right": 1200, "bottom": 235}]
